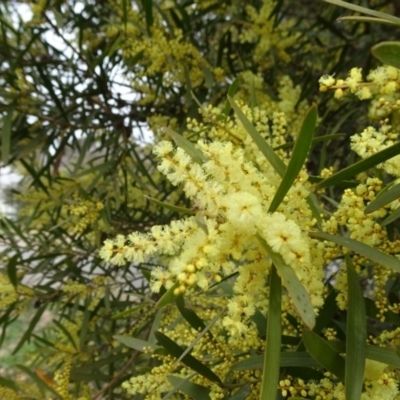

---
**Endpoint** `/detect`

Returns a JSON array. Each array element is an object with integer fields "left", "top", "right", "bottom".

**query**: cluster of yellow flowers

[
  {"left": 0, "top": 273, "right": 34, "bottom": 312},
  {"left": 350, "top": 122, "right": 400, "bottom": 176},
  {"left": 65, "top": 196, "right": 104, "bottom": 234},
  {"left": 61, "top": 275, "right": 113, "bottom": 311},
  {"left": 319, "top": 65, "right": 400, "bottom": 119},
  {"left": 239, "top": 2, "right": 300, "bottom": 67},
  {"left": 279, "top": 360, "right": 399, "bottom": 399},
  {"left": 100, "top": 137, "right": 325, "bottom": 332}
]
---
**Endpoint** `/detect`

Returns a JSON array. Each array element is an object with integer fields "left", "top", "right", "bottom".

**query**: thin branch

[{"left": 92, "top": 350, "right": 140, "bottom": 400}]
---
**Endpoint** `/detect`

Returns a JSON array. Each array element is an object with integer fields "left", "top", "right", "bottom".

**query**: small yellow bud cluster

[
  {"left": 65, "top": 196, "right": 104, "bottom": 234},
  {"left": 323, "top": 327, "right": 338, "bottom": 341},
  {"left": 239, "top": 2, "right": 299, "bottom": 66},
  {"left": 54, "top": 360, "right": 73, "bottom": 400},
  {"left": 351, "top": 122, "right": 400, "bottom": 177},
  {"left": 122, "top": 354, "right": 176, "bottom": 397},
  {"left": 0, "top": 386, "right": 19, "bottom": 400},
  {"left": 320, "top": 65, "right": 400, "bottom": 121}
]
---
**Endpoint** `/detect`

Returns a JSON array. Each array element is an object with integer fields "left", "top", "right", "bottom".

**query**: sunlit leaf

[
  {"left": 156, "top": 283, "right": 179, "bottom": 309},
  {"left": 371, "top": 41, "right": 400, "bottom": 69},
  {"left": 144, "top": 195, "right": 195, "bottom": 215},
  {"left": 314, "top": 143, "right": 400, "bottom": 190},
  {"left": 114, "top": 335, "right": 159, "bottom": 351},
  {"left": 310, "top": 232, "right": 400, "bottom": 273},
  {"left": 323, "top": 0, "right": 400, "bottom": 25},
  {"left": 338, "top": 16, "right": 399, "bottom": 26},
  {"left": 257, "top": 235, "right": 316, "bottom": 329},
  {"left": 166, "top": 128, "right": 207, "bottom": 164}
]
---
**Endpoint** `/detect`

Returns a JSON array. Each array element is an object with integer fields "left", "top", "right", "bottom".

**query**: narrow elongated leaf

[
  {"left": 381, "top": 206, "right": 400, "bottom": 226},
  {"left": 314, "top": 142, "right": 400, "bottom": 190},
  {"left": 227, "top": 96, "right": 286, "bottom": 177},
  {"left": 156, "top": 282, "right": 179, "bottom": 309},
  {"left": 114, "top": 335, "right": 159, "bottom": 351},
  {"left": 79, "top": 299, "right": 91, "bottom": 351},
  {"left": 154, "top": 331, "right": 222, "bottom": 383},
  {"left": 13, "top": 304, "right": 47, "bottom": 354},
  {"left": 365, "top": 183, "right": 400, "bottom": 214},
  {"left": 174, "top": 308, "right": 225, "bottom": 366},
  {"left": 166, "top": 375, "right": 210, "bottom": 400},
  {"left": 338, "top": 16, "right": 399, "bottom": 26},
  {"left": 0, "top": 376, "right": 18, "bottom": 391},
  {"left": 6, "top": 254, "right": 18, "bottom": 287},
  {"left": 310, "top": 232, "right": 400, "bottom": 273},
  {"left": 314, "top": 289, "right": 337, "bottom": 334},
  {"left": 366, "top": 345, "right": 400, "bottom": 368},
  {"left": 269, "top": 104, "right": 317, "bottom": 212},
  {"left": 163, "top": 374, "right": 196, "bottom": 400},
  {"left": 227, "top": 384, "right": 251, "bottom": 400},
  {"left": 53, "top": 320, "right": 78, "bottom": 350},
  {"left": 372, "top": 42, "right": 400, "bottom": 68},
  {"left": 260, "top": 266, "right": 281, "bottom": 399},
  {"left": 15, "top": 364, "right": 61, "bottom": 398},
  {"left": 327, "top": 342, "right": 400, "bottom": 368},
  {"left": 175, "top": 296, "right": 206, "bottom": 332},
  {"left": 2, "top": 108, "right": 13, "bottom": 164},
  {"left": 122, "top": 0, "right": 128, "bottom": 28},
  {"left": 144, "top": 195, "right": 196, "bottom": 215},
  {"left": 143, "top": 0, "right": 154, "bottom": 32},
  {"left": 303, "top": 330, "right": 345, "bottom": 381},
  {"left": 166, "top": 128, "right": 207, "bottom": 164},
  {"left": 274, "top": 133, "right": 345, "bottom": 151},
  {"left": 231, "top": 351, "right": 319, "bottom": 371},
  {"left": 323, "top": 0, "right": 400, "bottom": 25},
  {"left": 223, "top": 78, "right": 239, "bottom": 115},
  {"left": 257, "top": 235, "right": 315, "bottom": 329},
  {"left": 345, "top": 256, "right": 367, "bottom": 400}
]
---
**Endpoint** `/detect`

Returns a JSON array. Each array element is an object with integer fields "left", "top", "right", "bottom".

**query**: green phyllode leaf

[
  {"left": 371, "top": 41, "right": 400, "bottom": 69},
  {"left": 144, "top": 195, "right": 196, "bottom": 215},
  {"left": 364, "top": 182, "right": 400, "bottom": 214},
  {"left": 314, "top": 142, "right": 400, "bottom": 191},
  {"left": 1, "top": 108, "right": 13, "bottom": 164},
  {"left": 338, "top": 16, "right": 399, "bottom": 26},
  {"left": 166, "top": 127, "right": 207, "bottom": 165},
  {"left": 258, "top": 235, "right": 316, "bottom": 330},
  {"left": 227, "top": 96, "right": 286, "bottom": 177},
  {"left": 345, "top": 255, "right": 367, "bottom": 400},
  {"left": 114, "top": 335, "right": 160, "bottom": 351},
  {"left": 231, "top": 351, "right": 319, "bottom": 371},
  {"left": 165, "top": 375, "right": 210, "bottom": 400},
  {"left": 303, "top": 330, "right": 345, "bottom": 381},
  {"left": 269, "top": 104, "right": 318, "bottom": 212},
  {"left": 260, "top": 266, "right": 282, "bottom": 400},
  {"left": 156, "top": 282, "right": 180, "bottom": 309},
  {"left": 154, "top": 331, "right": 222, "bottom": 383},
  {"left": 13, "top": 304, "right": 48, "bottom": 355},
  {"left": 381, "top": 206, "right": 400, "bottom": 226},
  {"left": 6, "top": 254, "right": 18, "bottom": 287},
  {"left": 310, "top": 232, "right": 400, "bottom": 273},
  {"left": 226, "top": 383, "right": 251, "bottom": 400},
  {"left": 323, "top": 0, "right": 400, "bottom": 26}
]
